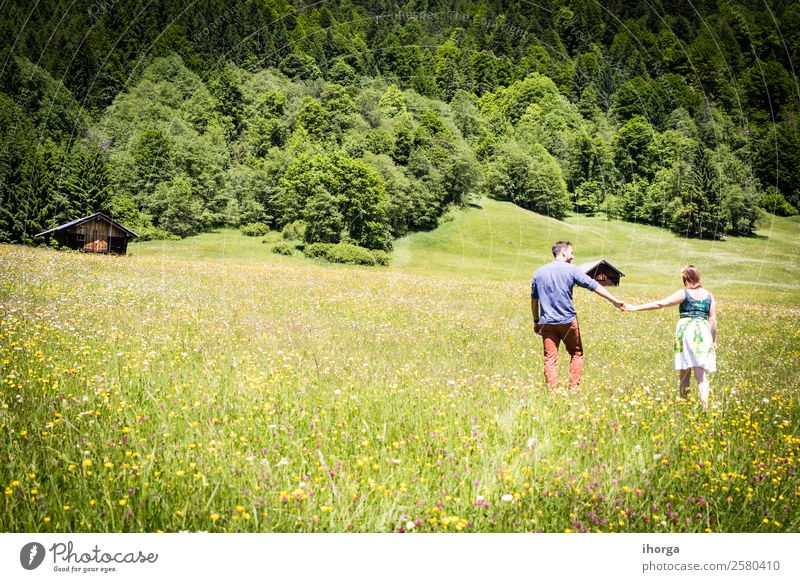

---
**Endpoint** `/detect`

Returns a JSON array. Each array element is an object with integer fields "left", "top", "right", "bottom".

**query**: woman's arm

[
  {"left": 709, "top": 296, "right": 717, "bottom": 348},
  {"left": 624, "top": 290, "right": 685, "bottom": 312}
]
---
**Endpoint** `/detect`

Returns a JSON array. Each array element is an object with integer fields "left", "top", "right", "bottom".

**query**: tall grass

[{"left": 1, "top": 203, "right": 798, "bottom": 532}]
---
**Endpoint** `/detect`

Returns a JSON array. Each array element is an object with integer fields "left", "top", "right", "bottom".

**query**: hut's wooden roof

[
  {"left": 34, "top": 212, "right": 139, "bottom": 238},
  {"left": 577, "top": 259, "right": 625, "bottom": 277}
]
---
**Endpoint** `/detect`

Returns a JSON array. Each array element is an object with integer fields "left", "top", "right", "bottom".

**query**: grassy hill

[
  {"left": 129, "top": 199, "right": 800, "bottom": 305},
  {"left": 394, "top": 199, "right": 800, "bottom": 306}
]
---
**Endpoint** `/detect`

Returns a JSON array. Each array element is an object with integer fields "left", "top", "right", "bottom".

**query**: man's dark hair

[{"left": 552, "top": 241, "right": 572, "bottom": 257}]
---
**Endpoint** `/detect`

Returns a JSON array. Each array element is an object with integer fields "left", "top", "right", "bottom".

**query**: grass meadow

[{"left": 1, "top": 200, "right": 798, "bottom": 532}]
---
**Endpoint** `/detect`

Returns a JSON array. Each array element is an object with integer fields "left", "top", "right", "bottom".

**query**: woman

[{"left": 623, "top": 265, "right": 717, "bottom": 408}]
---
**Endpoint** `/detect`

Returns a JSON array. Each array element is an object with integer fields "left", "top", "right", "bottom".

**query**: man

[{"left": 531, "top": 241, "right": 623, "bottom": 390}]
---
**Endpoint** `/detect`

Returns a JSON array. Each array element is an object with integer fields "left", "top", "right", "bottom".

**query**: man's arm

[
  {"left": 531, "top": 276, "right": 543, "bottom": 334},
  {"left": 592, "top": 283, "right": 624, "bottom": 309},
  {"left": 572, "top": 266, "right": 623, "bottom": 310},
  {"left": 531, "top": 297, "right": 542, "bottom": 334}
]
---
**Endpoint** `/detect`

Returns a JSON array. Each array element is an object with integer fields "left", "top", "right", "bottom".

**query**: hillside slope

[{"left": 392, "top": 199, "right": 799, "bottom": 305}]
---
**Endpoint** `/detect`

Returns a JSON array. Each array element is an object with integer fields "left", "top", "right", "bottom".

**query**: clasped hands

[{"left": 612, "top": 299, "right": 634, "bottom": 312}]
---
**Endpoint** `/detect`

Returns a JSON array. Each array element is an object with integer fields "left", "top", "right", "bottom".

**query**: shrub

[
  {"left": 371, "top": 250, "right": 391, "bottom": 266},
  {"left": 281, "top": 220, "right": 307, "bottom": 241},
  {"left": 271, "top": 242, "right": 295, "bottom": 255},
  {"left": 760, "top": 187, "right": 797, "bottom": 217},
  {"left": 303, "top": 242, "right": 377, "bottom": 266},
  {"left": 484, "top": 141, "right": 571, "bottom": 219},
  {"left": 573, "top": 180, "right": 602, "bottom": 214},
  {"left": 279, "top": 151, "right": 391, "bottom": 249},
  {"left": 135, "top": 224, "right": 181, "bottom": 241},
  {"left": 240, "top": 222, "right": 270, "bottom": 236}
]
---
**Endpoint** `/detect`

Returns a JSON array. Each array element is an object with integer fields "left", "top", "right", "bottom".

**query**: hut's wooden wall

[
  {"left": 590, "top": 265, "right": 621, "bottom": 286},
  {"left": 65, "top": 218, "right": 129, "bottom": 254}
]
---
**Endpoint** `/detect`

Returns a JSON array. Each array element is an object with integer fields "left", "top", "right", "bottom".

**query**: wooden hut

[
  {"left": 577, "top": 259, "right": 625, "bottom": 287},
  {"left": 34, "top": 212, "right": 139, "bottom": 255}
]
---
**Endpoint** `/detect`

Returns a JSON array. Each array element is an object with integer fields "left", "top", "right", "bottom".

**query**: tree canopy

[{"left": 1, "top": 0, "right": 796, "bottom": 246}]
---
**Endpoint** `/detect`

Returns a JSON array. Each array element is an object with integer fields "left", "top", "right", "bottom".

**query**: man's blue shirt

[{"left": 531, "top": 260, "right": 598, "bottom": 325}]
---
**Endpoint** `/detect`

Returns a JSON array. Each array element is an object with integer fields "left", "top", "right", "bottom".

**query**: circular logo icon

[{"left": 20, "top": 542, "right": 46, "bottom": 570}]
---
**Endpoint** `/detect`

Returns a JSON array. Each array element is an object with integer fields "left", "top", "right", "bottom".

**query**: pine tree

[
  {"left": 131, "top": 128, "right": 174, "bottom": 207},
  {"left": 435, "top": 38, "right": 466, "bottom": 101},
  {"left": 209, "top": 68, "right": 245, "bottom": 141},
  {"left": 0, "top": 95, "right": 37, "bottom": 243},
  {"left": 65, "top": 143, "right": 114, "bottom": 217},
  {"left": 28, "top": 140, "right": 72, "bottom": 240},
  {"left": 671, "top": 146, "right": 723, "bottom": 239}
]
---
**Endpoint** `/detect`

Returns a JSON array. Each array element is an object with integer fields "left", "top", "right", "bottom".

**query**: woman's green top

[{"left": 678, "top": 289, "right": 712, "bottom": 320}]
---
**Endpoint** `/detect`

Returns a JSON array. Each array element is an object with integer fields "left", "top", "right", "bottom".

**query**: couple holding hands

[{"left": 530, "top": 241, "right": 717, "bottom": 408}]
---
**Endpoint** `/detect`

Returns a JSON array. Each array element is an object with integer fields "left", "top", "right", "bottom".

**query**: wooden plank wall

[{"left": 71, "top": 218, "right": 127, "bottom": 253}]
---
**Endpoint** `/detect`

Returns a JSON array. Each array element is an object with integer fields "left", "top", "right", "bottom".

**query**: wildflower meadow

[{"left": 1, "top": 203, "right": 798, "bottom": 533}]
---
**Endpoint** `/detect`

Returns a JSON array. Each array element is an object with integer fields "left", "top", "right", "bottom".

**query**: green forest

[{"left": 1, "top": 0, "right": 799, "bottom": 251}]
